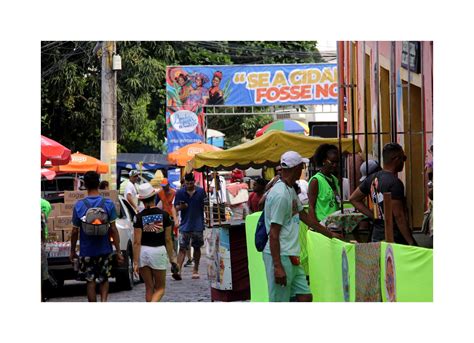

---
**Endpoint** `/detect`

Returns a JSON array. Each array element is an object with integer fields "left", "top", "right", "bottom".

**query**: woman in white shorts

[{"left": 133, "top": 184, "right": 178, "bottom": 302}]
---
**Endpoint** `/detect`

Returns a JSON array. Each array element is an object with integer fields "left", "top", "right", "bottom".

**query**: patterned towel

[{"left": 355, "top": 242, "right": 382, "bottom": 302}]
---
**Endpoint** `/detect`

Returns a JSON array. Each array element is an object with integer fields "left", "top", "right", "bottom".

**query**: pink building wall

[{"left": 340, "top": 41, "right": 433, "bottom": 226}]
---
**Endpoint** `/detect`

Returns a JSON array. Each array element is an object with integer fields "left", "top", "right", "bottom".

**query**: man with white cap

[
  {"left": 263, "top": 151, "right": 341, "bottom": 302},
  {"left": 125, "top": 170, "right": 141, "bottom": 212}
]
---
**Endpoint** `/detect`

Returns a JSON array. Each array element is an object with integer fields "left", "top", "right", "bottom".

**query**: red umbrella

[
  {"left": 41, "top": 135, "right": 71, "bottom": 166},
  {"left": 41, "top": 168, "right": 56, "bottom": 180}
]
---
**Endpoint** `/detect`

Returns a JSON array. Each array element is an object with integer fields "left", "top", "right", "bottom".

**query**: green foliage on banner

[
  {"left": 245, "top": 212, "right": 268, "bottom": 302},
  {"left": 380, "top": 242, "right": 433, "bottom": 302},
  {"left": 42, "top": 41, "right": 324, "bottom": 153}
]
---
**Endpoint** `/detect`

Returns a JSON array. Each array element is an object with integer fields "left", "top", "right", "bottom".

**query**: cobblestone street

[{"left": 48, "top": 248, "right": 212, "bottom": 302}]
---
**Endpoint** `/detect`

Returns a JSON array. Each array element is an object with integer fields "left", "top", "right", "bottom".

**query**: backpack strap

[
  {"left": 82, "top": 197, "right": 107, "bottom": 211},
  {"left": 98, "top": 196, "right": 107, "bottom": 210},
  {"left": 82, "top": 198, "right": 92, "bottom": 210}
]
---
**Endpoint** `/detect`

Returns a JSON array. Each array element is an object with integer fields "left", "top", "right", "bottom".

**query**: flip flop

[{"left": 192, "top": 273, "right": 200, "bottom": 279}]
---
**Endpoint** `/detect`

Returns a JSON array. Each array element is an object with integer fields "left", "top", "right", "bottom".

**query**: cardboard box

[
  {"left": 64, "top": 191, "right": 87, "bottom": 204},
  {"left": 46, "top": 217, "right": 55, "bottom": 232},
  {"left": 99, "top": 190, "right": 119, "bottom": 203},
  {"left": 60, "top": 202, "right": 75, "bottom": 216},
  {"left": 46, "top": 232, "right": 60, "bottom": 242},
  {"left": 50, "top": 203, "right": 61, "bottom": 216},
  {"left": 63, "top": 231, "right": 72, "bottom": 242},
  {"left": 54, "top": 216, "right": 73, "bottom": 231}
]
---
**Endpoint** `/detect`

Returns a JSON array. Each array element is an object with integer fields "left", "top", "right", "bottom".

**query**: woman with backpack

[{"left": 133, "top": 183, "right": 179, "bottom": 302}]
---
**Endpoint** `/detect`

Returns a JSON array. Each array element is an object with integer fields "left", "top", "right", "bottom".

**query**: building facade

[{"left": 338, "top": 41, "right": 433, "bottom": 230}]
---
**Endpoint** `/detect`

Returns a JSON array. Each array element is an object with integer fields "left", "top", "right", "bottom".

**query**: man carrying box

[{"left": 70, "top": 171, "right": 124, "bottom": 302}]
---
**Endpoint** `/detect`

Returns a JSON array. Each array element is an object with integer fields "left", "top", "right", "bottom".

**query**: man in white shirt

[
  {"left": 125, "top": 170, "right": 140, "bottom": 212},
  {"left": 209, "top": 173, "right": 227, "bottom": 204}
]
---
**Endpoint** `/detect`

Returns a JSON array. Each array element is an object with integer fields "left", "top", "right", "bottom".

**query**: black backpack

[
  {"left": 254, "top": 210, "right": 268, "bottom": 252},
  {"left": 80, "top": 197, "right": 110, "bottom": 236}
]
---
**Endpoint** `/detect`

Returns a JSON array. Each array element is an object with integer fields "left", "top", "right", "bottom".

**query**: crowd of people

[{"left": 41, "top": 140, "right": 433, "bottom": 302}]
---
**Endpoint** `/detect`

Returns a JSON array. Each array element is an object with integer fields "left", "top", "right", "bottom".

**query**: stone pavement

[
  {"left": 47, "top": 248, "right": 212, "bottom": 302},
  {"left": 161, "top": 248, "right": 211, "bottom": 302}
]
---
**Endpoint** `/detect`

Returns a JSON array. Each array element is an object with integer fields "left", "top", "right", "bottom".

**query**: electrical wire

[{"left": 41, "top": 42, "right": 93, "bottom": 79}]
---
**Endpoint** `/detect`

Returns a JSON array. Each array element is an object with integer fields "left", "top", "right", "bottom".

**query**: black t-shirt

[
  {"left": 134, "top": 207, "right": 171, "bottom": 247},
  {"left": 359, "top": 170, "right": 407, "bottom": 244}
]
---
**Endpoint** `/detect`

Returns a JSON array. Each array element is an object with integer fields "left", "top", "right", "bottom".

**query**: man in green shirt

[
  {"left": 263, "top": 151, "right": 340, "bottom": 302},
  {"left": 41, "top": 198, "right": 52, "bottom": 239},
  {"left": 41, "top": 198, "right": 52, "bottom": 301}
]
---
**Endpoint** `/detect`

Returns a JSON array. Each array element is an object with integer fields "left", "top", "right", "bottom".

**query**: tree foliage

[{"left": 41, "top": 41, "right": 324, "bottom": 155}]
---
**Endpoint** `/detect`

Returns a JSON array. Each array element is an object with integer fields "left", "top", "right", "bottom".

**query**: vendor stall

[{"left": 188, "top": 131, "right": 361, "bottom": 302}]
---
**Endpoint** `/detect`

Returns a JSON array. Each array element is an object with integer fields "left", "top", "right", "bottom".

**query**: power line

[{"left": 41, "top": 42, "right": 93, "bottom": 79}]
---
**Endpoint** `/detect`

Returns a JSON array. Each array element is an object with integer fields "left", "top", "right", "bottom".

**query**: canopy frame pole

[
  {"left": 363, "top": 42, "right": 370, "bottom": 185},
  {"left": 337, "top": 41, "right": 345, "bottom": 214},
  {"left": 214, "top": 170, "right": 222, "bottom": 226},
  {"left": 205, "top": 168, "right": 212, "bottom": 227},
  {"left": 350, "top": 42, "right": 357, "bottom": 192}
]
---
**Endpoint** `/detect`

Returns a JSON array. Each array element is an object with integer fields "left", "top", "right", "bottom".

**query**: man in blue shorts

[
  {"left": 70, "top": 171, "right": 124, "bottom": 302},
  {"left": 174, "top": 173, "right": 207, "bottom": 280}
]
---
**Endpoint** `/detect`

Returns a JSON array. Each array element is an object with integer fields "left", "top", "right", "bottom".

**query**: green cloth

[
  {"left": 309, "top": 172, "right": 340, "bottom": 222},
  {"left": 299, "top": 221, "right": 309, "bottom": 276},
  {"left": 380, "top": 242, "right": 433, "bottom": 302},
  {"left": 307, "top": 231, "right": 356, "bottom": 302},
  {"left": 41, "top": 198, "right": 52, "bottom": 238},
  {"left": 245, "top": 212, "right": 269, "bottom": 302}
]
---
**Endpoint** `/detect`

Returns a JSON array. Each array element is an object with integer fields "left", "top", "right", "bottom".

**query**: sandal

[{"left": 192, "top": 273, "right": 200, "bottom": 279}]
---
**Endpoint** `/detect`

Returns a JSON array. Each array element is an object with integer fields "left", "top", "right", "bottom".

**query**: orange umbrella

[
  {"left": 168, "top": 142, "right": 222, "bottom": 167},
  {"left": 52, "top": 152, "right": 109, "bottom": 174}
]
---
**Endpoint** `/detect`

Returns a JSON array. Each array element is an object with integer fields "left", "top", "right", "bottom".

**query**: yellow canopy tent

[{"left": 187, "top": 131, "right": 361, "bottom": 172}]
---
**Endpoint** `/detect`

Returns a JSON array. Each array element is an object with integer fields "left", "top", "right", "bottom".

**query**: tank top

[{"left": 309, "top": 172, "right": 341, "bottom": 221}]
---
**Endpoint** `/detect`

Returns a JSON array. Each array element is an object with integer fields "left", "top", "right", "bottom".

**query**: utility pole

[{"left": 100, "top": 41, "right": 117, "bottom": 190}]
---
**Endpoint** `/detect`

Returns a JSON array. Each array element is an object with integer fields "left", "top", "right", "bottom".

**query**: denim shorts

[
  {"left": 179, "top": 231, "right": 204, "bottom": 250},
  {"left": 263, "top": 252, "right": 311, "bottom": 302}
]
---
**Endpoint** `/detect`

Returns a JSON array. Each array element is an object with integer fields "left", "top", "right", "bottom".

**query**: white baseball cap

[
  {"left": 129, "top": 170, "right": 140, "bottom": 177},
  {"left": 280, "top": 151, "right": 309, "bottom": 169}
]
